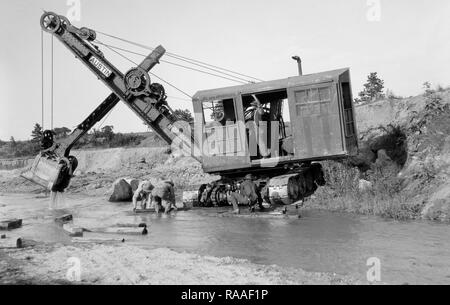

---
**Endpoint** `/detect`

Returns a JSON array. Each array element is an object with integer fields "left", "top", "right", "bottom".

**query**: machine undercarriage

[{"left": 187, "top": 162, "right": 326, "bottom": 209}]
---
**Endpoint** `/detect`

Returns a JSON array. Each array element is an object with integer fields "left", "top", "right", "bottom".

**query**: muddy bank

[
  {"left": 0, "top": 244, "right": 359, "bottom": 285},
  {"left": 308, "top": 90, "right": 450, "bottom": 222}
]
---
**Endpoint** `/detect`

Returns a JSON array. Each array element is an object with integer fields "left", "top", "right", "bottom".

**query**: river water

[{"left": 1, "top": 193, "right": 449, "bottom": 284}]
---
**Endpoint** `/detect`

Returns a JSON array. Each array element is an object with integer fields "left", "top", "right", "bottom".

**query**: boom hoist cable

[
  {"left": 100, "top": 42, "right": 194, "bottom": 126},
  {"left": 40, "top": 29, "right": 56, "bottom": 132},
  {"left": 51, "top": 35, "right": 54, "bottom": 130},
  {"left": 100, "top": 42, "right": 193, "bottom": 99},
  {"left": 94, "top": 41, "right": 249, "bottom": 84},
  {"left": 95, "top": 30, "right": 264, "bottom": 83},
  {"left": 41, "top": 29, "right": 44, "bottom": 129},
  {"left": 40, "top": 30, "right": 53, "bottom": 157}
]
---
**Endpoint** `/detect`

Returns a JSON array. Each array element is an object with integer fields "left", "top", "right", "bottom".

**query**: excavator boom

[{"left": 22, "top": 12, "right": 197, "bottom": 192}]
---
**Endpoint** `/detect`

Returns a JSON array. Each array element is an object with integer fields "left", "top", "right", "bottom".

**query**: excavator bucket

[{"left": 21, "top": 154, "right": 64, "bottom": 191}]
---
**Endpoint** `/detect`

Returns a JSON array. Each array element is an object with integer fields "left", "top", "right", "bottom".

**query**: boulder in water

[
  {"left": 54, "top": 214, "right": 73, "bottom": 224},
  {"left": 109, "top": 179, "right": 133, "bottom": 202},
  {"left": 0, "top": 219, "right": 22, "bottom": 230},
  {"left": 125, "top": 179, "right": 141, "bottom": 193},
  {"left": 422, "top": 184, "right": 450, "bottom": 222}
]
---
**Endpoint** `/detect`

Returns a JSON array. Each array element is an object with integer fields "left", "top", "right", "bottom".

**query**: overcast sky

[{"left": 1, "top": 0, "right": 449, "bottom": 140}]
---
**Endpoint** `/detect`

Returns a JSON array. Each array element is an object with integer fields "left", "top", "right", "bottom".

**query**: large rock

[
  {"left": 358, "top": 179, "right": 373, "bottom": 192},
  {"left": 54, "top": 214, "right": 73, "bottom": 224},
  {"left": 422, "top": 184, "right": 450, "bottom": 222},
  {"left": 125, "top": 179, "right": 140, "bottom": 193},
  {"left": 0, "top": 219, "right": 22, "bottom": 230},
  {"left": 63, "top": 224, "right": 84, "bottom": 237},
  {"left": 109, "top": 179, "right": 133, "bottom": 202}
]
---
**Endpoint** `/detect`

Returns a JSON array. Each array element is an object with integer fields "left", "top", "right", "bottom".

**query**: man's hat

[
  {"left": 142, "top": 181, "right": 154, "bottom": 193},
  {"left": 164, "top": 179, "right": 174, "bottom": 187},
  {"left": 244, "top": 174, "right": 253, "bottom": 180}
]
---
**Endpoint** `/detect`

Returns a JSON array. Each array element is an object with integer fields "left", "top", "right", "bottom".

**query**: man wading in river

[
  {"left": 227, "top": 174, "right": 264, "bottom": 214},
  {"left": 152, "top": 179, "right": 177, "bottom": 214},
  {"left": 132, "top": 181, "right": 154, "bottom": 212}
]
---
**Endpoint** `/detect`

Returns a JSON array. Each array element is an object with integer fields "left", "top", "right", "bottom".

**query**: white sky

[{"left": 1, "top": 0, "right": 449, "bottom": 140}]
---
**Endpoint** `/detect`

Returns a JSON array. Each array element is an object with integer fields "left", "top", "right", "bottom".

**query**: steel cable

[
  {"left": 100, "top": 42, "right": 193, "bottom": 99},
  {"left": 95, "top": 30, "right": 263, "bottom": 83},
  {"left": 95, "top": 41, "right": 247, "bottom": 84}
]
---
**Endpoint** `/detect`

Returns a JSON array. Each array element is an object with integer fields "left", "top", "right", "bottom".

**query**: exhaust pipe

[{"left": 292, "top": 56, "right": 303, "bottom": 76}]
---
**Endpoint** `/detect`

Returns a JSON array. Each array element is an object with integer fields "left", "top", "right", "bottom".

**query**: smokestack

[{"left": 292, "top": 56, "right": 303, "bottom": 76}]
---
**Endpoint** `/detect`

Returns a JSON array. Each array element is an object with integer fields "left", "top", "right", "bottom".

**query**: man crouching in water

[
  {"left": 152, "top": 179, "right": 177, "bottom": 214},
  {"left": 132, "top": 181, "right": 154, "bottom": 212},
  {"left": 227, "top": 174, "right": 264, "bottom": 214}
]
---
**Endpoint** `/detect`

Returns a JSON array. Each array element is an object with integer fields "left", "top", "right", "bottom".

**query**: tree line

[
  {"left": 0, "top": 124, "right": 151, "bottom": 159},
  {"left": 0, "top": 109, "right": 194, "bottom": 159}
]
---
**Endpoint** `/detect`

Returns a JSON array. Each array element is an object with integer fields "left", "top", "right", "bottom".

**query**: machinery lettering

[{"left": 89, "top": 56, "right": 112, "bottom": 77}]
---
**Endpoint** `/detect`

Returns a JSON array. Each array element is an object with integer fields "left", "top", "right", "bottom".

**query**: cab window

[{"left": 202, "top": 98, "right": 236, "bottom": 127}]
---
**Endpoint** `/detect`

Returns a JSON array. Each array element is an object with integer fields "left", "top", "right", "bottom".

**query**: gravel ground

[{"left": 0, "top": 243, "right": 360, "bottom": 285}]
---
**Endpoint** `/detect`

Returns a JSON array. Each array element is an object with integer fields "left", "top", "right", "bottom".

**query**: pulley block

[
  {"left": 40, "top": 12, "right": 61, "bottom": 33},
  {"left": 124, "top": 68, "right": 151, "bottom": 96}
]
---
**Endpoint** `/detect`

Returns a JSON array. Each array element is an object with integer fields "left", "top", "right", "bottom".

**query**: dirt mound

[
  {"left": 352, "top": 90, "right": 450, "bottom": 221},
  {"left": 0, "top": 168, "right": 41, "bottom": 194},
  {"left": 74, "top": 147, "right": 169, "bottom": 174},
  {"left": 0, "top": 146, "right": 215, "bottom": 198},
  {"left": 71, "top": 147, "right": 215, "bottom": 198}
]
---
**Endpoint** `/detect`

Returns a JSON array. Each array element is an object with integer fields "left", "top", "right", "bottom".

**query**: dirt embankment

[
  {"left": 310, "top": 89, "right": 450, "bottom": 221},
  {"left": 0, "top": 146, "right": 216, "bottom": 197},
  {"left": 359, "top": 91, "right": 450, "bottom": 221}
]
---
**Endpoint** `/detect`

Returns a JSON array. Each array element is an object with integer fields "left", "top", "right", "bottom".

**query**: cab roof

[{"left": 193, "top": 67, "right": 349, "bottom": 102}]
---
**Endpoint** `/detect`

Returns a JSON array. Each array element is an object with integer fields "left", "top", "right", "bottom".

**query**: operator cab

[{"left": 193, "top": 68, "right": 358, "bottom": 175}]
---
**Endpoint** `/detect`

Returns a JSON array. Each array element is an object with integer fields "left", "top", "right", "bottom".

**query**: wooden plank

[
  {"left": 72, "top": 235, "right": 126, "bottom": 244},
  {"left": 16, "top": 238, "right": 38, "bottom": 248},
  {"left": 63, "top": 224, "right": 84, "bottom": 237},
  {"left": 111, "top": 223, "right": 147, "bottom": 228},
  {"left": 0, "top": 219, "right": 22, "bottom": 230},
  {"left": 133, "top": 207, "right": 190, "bottom": 214},
  {"left": 94, "top": 227, "right": 147, "bottom": 235},
  {"left": 55, "top": 214, "right": 73, "bottom": 224}
]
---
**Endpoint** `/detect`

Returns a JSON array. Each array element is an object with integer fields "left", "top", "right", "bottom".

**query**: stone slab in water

[
  {"left": 55, "top": 214, "right": 73, "bottom": 224},
  {"left": 0, "top": 219, "right": 23, "bottom": 230},
  {"left": 133, "top": 207, "right": 190, "bottom": 214},
  {"left": 63, "top": 224, "right": 84, "bottom": 237},
  {"left": 16, "top": 238, "right": 38, "bottom": 248},
  {"left": 99, "top": 227, "right": 147, "bottom": 235}
]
